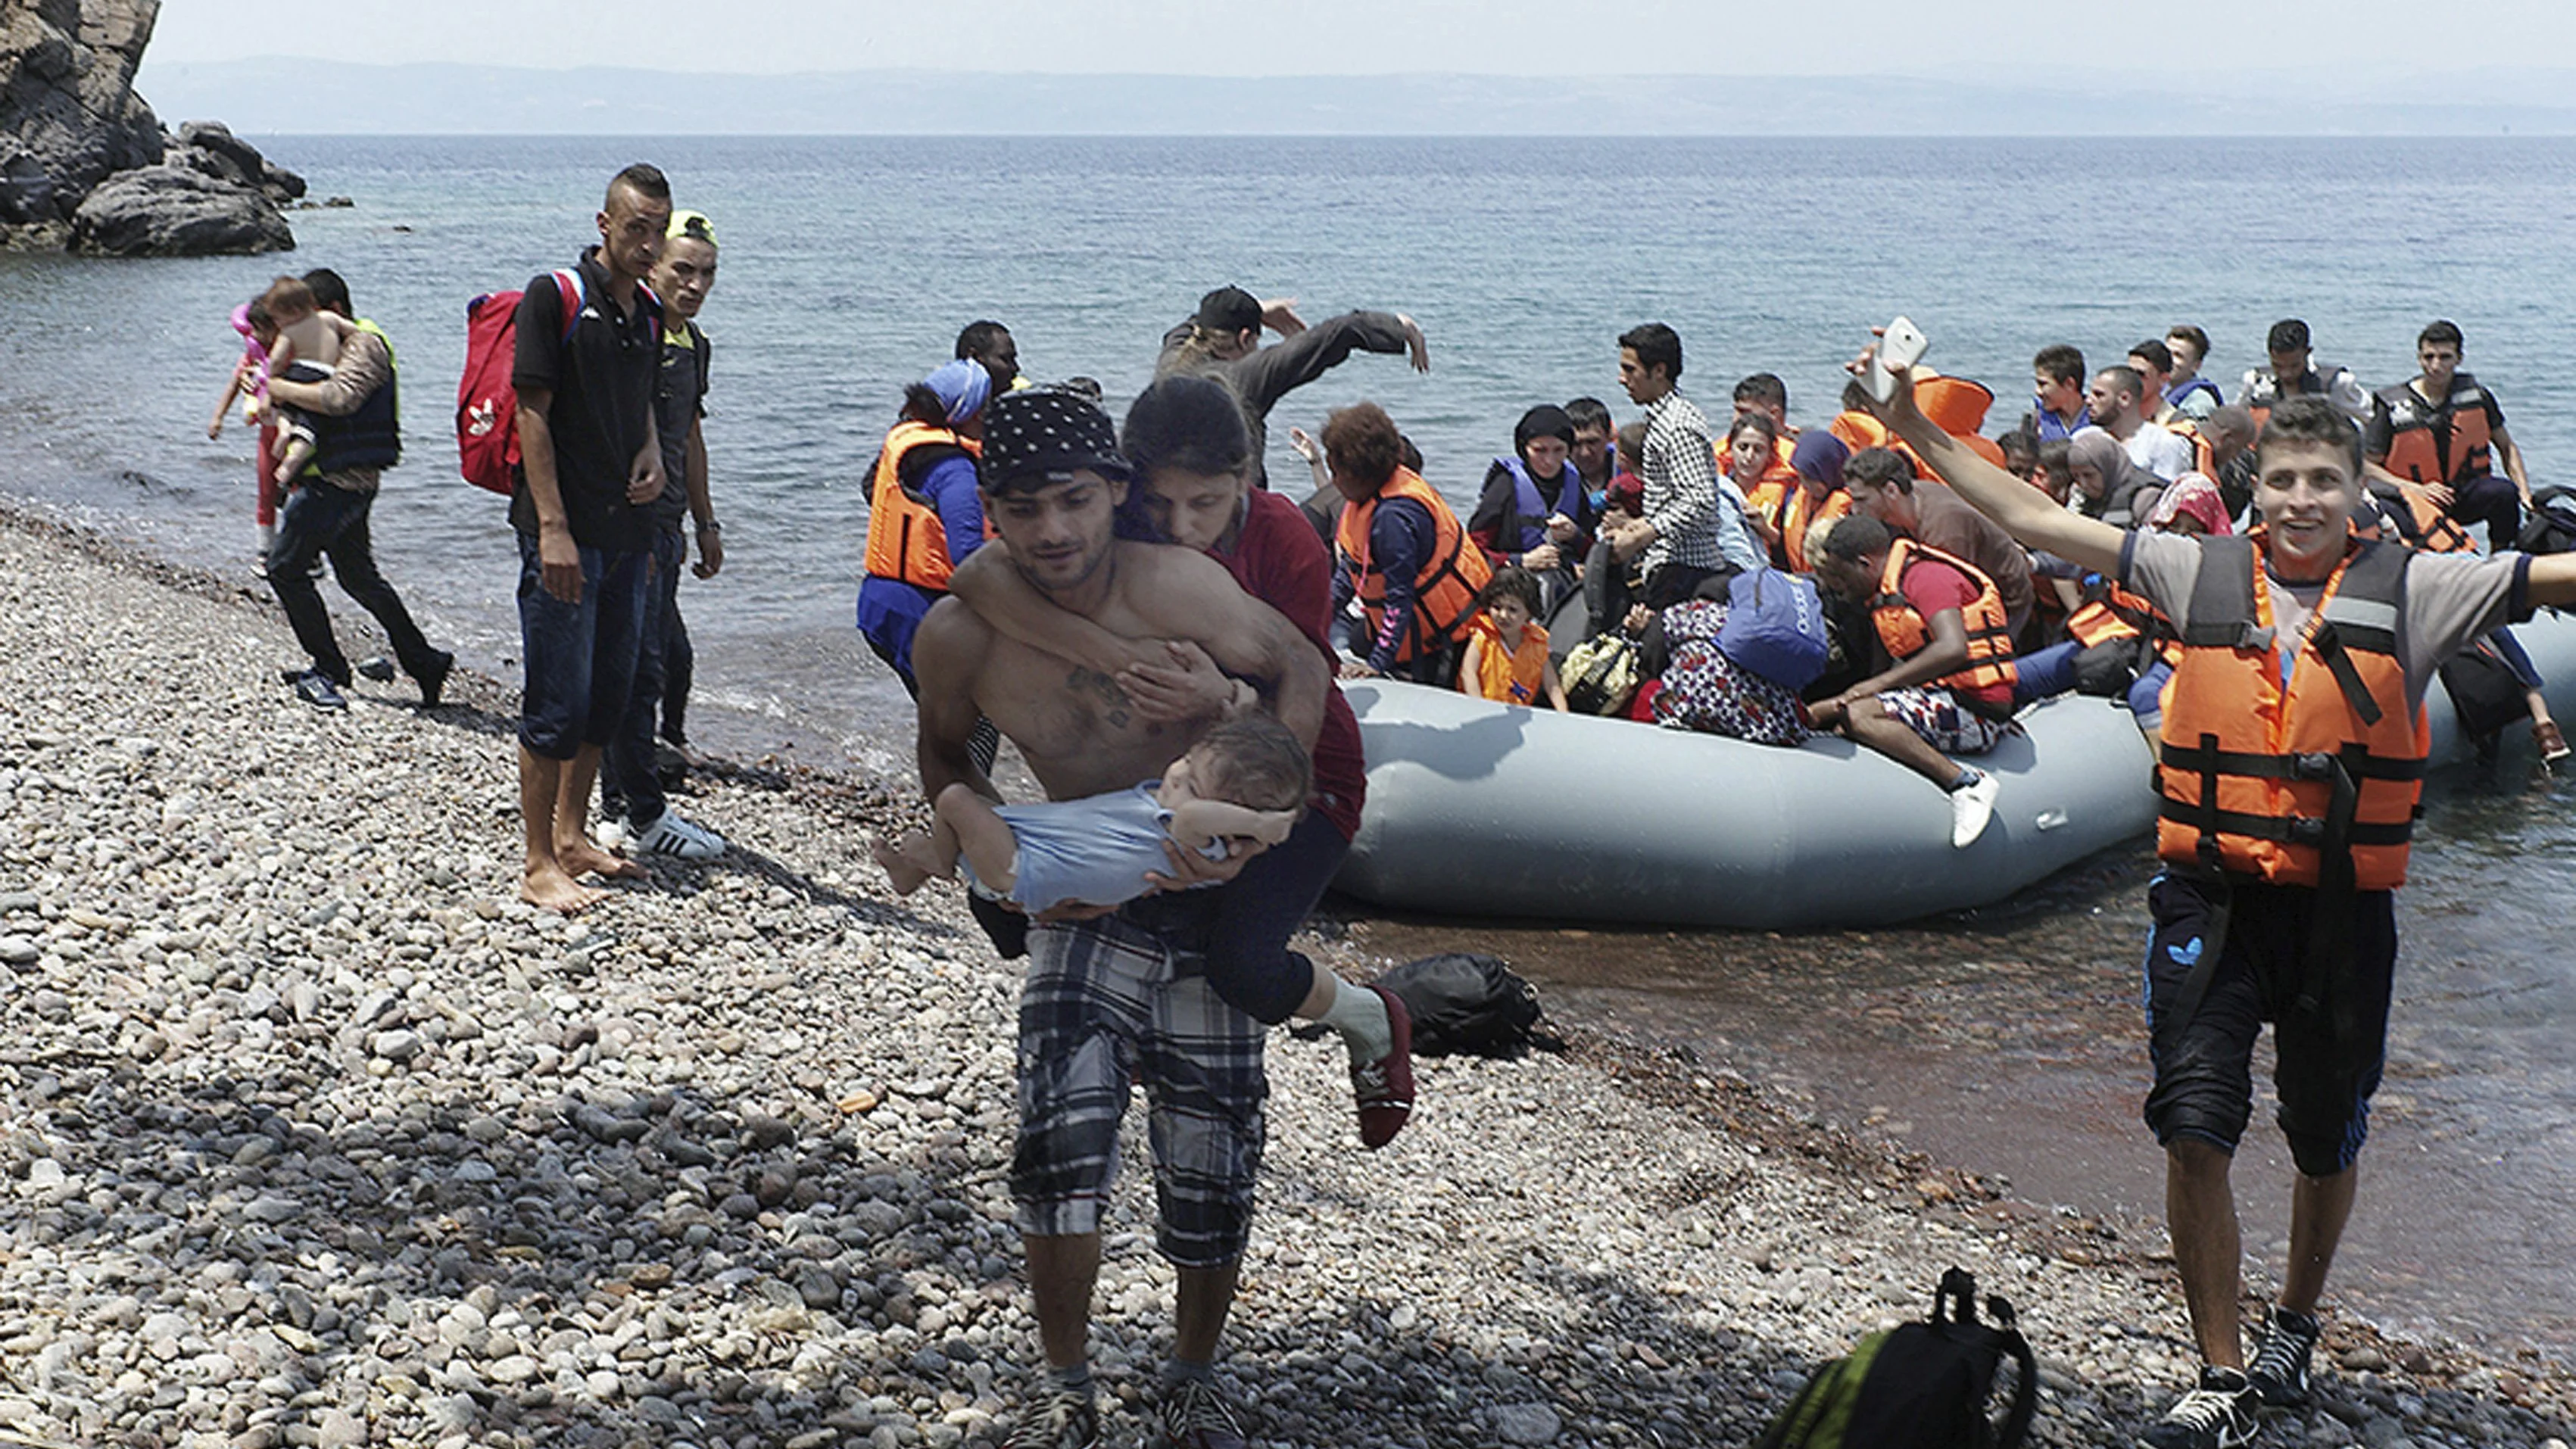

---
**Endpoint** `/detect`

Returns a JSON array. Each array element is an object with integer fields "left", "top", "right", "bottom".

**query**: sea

[{"left": 2, "top": 135, "right": 2571, "bottom": 1360}]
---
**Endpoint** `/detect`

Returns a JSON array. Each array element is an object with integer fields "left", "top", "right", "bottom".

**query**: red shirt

[
  {"left": 1222, "top": 490, "right": 1368, "bottom": 840},
  {"left": 1898, "top": 554, "right": 2014, "bottom": 714}
]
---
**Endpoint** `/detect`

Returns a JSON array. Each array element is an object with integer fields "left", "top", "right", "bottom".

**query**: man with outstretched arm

[
  {"left": 1158, "top": 285, "right": 1429, "bottom": 488},
  {"left": 1858, "top": 343, "right": 2576, "bottom": 1449},
  {"left": 907, "top": 388, "right": 1330, "bottom": 1449}
]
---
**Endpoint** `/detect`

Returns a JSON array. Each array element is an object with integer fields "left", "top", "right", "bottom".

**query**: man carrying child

[
  {"left": 257, "top": 275, "right": 452, "bottom": 713},
  {"left": 906, "top": 387, "right": 1339, "bottom": 1449}
]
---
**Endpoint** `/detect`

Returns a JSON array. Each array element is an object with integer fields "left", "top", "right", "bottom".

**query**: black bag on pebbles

[
  {"left": 1753, "top": 1267, "right": 2036, "bottom": 1449},
  {"left": 1374, "top": 952, "right": 1549, "bottom": 1057}
]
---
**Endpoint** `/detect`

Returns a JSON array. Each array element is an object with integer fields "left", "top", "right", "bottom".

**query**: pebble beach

[{"left": 2, "top": 503, "right": 2569, "bottom": 1449}]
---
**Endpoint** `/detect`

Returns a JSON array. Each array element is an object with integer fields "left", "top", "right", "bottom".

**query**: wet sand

[{"left": 1318, "top": 827, "right": 2576, "bottom": 1363}]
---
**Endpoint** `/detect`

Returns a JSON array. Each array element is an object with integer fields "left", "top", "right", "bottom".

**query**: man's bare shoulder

[
  {"left": 912, "top": 594, "right": 997, "bottom": 666},
  {"left": 1113, "top": 541, "right": 1256, "bottom": 628}
]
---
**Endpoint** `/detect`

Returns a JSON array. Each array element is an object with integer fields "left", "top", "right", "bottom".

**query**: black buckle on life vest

[
  {"left": 2309, "top": 622, "right": 2386, "bottom": 727},
  {"left": 2287, "top": 816, "right": 2327, "bottom": 846},
  {"left": 2291, "top": 751, "right": 2335, "bottom": 781}
]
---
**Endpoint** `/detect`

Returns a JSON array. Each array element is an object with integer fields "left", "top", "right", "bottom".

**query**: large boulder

[
  {"left": 67, "top": 157, "right": 292, "bottom": 254},
  {"left": 3, "top": 0, "right": 292, "bottom": 253},
  {"left": 2, "top": 0, "right": 164, "bottom": 222}
]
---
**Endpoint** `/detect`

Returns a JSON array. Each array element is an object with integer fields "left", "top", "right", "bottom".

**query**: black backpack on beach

[
  {"left": 1374, "top": 952, "right": 1548, "bottom": 1057},
  {"left": 1753, "top": 1268, "right": 2037, "bottom": 1449}
]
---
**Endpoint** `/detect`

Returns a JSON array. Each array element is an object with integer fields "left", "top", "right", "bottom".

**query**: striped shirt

[{"left": 1640, "top": 389, "right": 1763, "bottom": 574}]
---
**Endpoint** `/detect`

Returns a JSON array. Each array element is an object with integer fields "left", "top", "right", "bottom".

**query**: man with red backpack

[{"left": 510, "top": 162, "right": 681, "bottom": 913}]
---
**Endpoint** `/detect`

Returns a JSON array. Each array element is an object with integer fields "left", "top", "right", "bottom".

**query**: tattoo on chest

[{"left": 1068, "top": 665, "right": 1158, "bottom": 735}]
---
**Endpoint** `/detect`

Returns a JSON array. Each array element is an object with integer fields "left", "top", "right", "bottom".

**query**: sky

[{"left": 140, "top": 0, "right": 2574, "bottom": 79}]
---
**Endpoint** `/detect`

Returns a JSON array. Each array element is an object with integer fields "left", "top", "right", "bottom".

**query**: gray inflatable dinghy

[{"left": 1335, "top": 610, "right": 2576, "bottom": 929}]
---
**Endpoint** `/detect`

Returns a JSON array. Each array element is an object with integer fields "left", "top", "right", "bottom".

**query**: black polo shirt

[
  {"left": 510, "top": 248, "right": 662, "bottom": 553},
  {"left": 650, "top": 320, "right": 711, "bottom": 531}
]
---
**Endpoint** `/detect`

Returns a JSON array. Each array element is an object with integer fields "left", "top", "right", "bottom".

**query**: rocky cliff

[{"left": 2, "top": 0, "right": 298, "bottom": 254}]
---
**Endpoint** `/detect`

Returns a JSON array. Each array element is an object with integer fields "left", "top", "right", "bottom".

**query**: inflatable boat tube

[{"left": 1336, "top": 609, "right": 2576, "bottom": 930}]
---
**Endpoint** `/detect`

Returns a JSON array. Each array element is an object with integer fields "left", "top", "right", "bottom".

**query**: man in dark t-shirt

[
  {"left": 511, "top": 163, "right": 672, "bottom": 913},
  {"left": 1156, "top": 285, "right": 1429, "bottom": 488},
  {"left": 601, "top": 207, "right": 728, "bottom": 862}
]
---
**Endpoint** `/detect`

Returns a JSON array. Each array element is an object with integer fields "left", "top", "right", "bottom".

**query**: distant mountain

[{"left": 128, "top": 60, "right": 2576, "bottom": 137}]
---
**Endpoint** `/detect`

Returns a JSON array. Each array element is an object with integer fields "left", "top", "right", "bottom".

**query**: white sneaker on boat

[{"left": 1950, "top": 771, "right": 2001, "bottom": 848}]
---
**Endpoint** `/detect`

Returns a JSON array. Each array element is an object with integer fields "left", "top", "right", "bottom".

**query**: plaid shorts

[
  {"left": 1012, "top": 912, "right": 1268, "bottom": 1268},
  {"left": 1875, "top": 686, "right": 2013, "bottom": 755}
]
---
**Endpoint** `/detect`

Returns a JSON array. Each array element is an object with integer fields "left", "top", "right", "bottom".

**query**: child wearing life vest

[
  {"left": 207, "top": 298, "right": 279, "bottom": 555},
  {"left": 1458, "top": 567, "right": 1568, "bottom": 709},
  {"left": 873, "top": 714, "right": 1308, "bottom": 912}
]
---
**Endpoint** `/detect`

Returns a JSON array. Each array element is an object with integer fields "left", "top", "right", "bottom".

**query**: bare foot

[
  {"left": 871, "top": 832, "right": 940, "bottom": 896},
  {"left": 522, "top": 864, "right": 609, "bottom": 914},
  {"left": 557, "top": 837, "right": 648, "bottom": 880}
]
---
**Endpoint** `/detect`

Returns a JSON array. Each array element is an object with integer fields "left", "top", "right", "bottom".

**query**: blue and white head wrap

[{"left": 923, "top": 359, "right": 992, "bottom": 425}]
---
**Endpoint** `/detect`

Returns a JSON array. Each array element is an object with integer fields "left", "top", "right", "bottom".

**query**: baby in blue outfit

[{"left": 875, "top": 713, "right": 1309, "bottom": 912}]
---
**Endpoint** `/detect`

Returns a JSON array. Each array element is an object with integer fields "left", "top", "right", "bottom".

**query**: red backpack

[{"left": 457, "top": 268, "right": 584, "bottom": 495}]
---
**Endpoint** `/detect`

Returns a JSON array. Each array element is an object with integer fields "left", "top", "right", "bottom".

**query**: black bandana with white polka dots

[{"left": 980, "top": 386, "right": 1130, "bottom": 491}]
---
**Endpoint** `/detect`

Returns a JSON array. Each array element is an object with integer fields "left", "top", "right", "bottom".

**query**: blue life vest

[
  {"left": 1491, "top": 455, "right": 1583, "bottom": 554},
  {"left": 2168, "top": 378, "right": 2224, "bottom": 412}
]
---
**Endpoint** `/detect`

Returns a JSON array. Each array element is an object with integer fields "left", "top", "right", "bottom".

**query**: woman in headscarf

[
  {"left": 2065, "top": 425, "right": 2165, "bottom": 528},
  {"left": 856, "top": 358, "right": 993, "bottom": 691},
  {"left": 1466, "top": 403, "right": 1596, "bottom": 616},
  {"left": 1773, "top": 430, "right": 1853, "bottom": 574}
]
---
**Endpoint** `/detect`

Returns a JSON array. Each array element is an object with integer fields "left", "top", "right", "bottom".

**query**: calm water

[{"left": 2, "top": 135, "right": 2570, "bottom": 1355}]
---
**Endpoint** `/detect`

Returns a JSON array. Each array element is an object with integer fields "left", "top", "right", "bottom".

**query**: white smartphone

[{"left": 1872, "top": 316, "right": 1930, "bottom": 402}]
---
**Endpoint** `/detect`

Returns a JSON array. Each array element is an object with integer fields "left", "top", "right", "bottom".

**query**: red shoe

[
  {"left": 2537, "top": 718, "right": 2571, "bottom": 764},
  {"left": 1352, "top": 985, "right": 1414, "bottom": 1149}
]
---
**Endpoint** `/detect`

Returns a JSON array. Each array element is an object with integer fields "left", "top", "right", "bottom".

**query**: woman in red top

[{"left": 947, "top": 375, "right": 1411, "bottom": 1149}]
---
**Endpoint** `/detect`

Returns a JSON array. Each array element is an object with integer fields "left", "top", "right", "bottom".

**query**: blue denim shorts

[{"left": 516, "top": 531, "right": 649, "bottom": 759}]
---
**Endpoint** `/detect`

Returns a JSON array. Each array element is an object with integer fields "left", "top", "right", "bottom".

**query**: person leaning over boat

[
  {"left": 1158, "top": 285, "right": 1430, "bottom": 488},
  {"left": 1859, "top": 347, "right": 2576, "bottom": 1449},
  {"left": 855, "top": 359, "right": 1000, "bottom": 771},
  {"left": 1805, "top": 514, "right": 2015, "bottom": 850},
  {"left": 1325, "top": 400, "right": 1492, "bottom": 684},
  {"left": 1841, "top": 446, "right": 2036, "bottom": 644}
]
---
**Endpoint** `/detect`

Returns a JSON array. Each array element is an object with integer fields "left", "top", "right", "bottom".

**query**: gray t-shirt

[{"left": 2121, "top": 529, "right": 2529, "bottom": 709}]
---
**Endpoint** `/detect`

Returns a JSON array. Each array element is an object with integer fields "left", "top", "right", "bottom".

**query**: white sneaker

[
  {"left": 1950, "top": 771, "right": 2001, "bottom": 848},
  {"left": 594, "top": 816, "right": 630, "bottom": 849},
  {"left": 632, "top": 810, "right": 725, "bottom": 862}
]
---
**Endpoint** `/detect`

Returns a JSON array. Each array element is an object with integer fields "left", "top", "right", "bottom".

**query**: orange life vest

[
  {"left": 1776, "top": 485, "right": 1852, "bottom": 575},
  {"left": 861, "top": 422, "right": 983, "bottom": 591},
  {"left": 2166, "top": 416, "right": 2219, "bottom": 481},
  {"left": 1461, "top": 614, "right": 1550, "bottom": 704},
  {"left": 2376, "top": 379, "right": 2495, "bottom": 488},
  {"left": 1335, "top": 466, "right": 1492, "bottom": 663},
  {"left": 1869, "top": 538, "right": 2019, "bottom": 695},
  {"left": 2155, "top": 533, "right": 2425, "bottom": 890}
]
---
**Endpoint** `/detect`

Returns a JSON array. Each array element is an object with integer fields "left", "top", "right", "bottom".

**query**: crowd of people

[{"left": 204, "top": 162, "right": 2576, "bottom": 1449}]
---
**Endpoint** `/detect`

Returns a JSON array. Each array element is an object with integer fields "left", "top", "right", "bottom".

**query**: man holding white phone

[{"left": 1857, "top": 324, "right": 2576, "bottom": 1449}]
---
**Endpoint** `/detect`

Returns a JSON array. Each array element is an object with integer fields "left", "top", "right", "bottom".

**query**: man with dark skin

[
  {"left": 513, "top": 166, "right": 669, "bottom": 913},
  {"left": 956, "top": 319, "right": 1020, "bottom": 394},
  {"left": 1856, "top": 337, "right": 2576, "bottom": 1449},
  {"left": 909, "top": 389, "right": 1330, "bottom": 1449}
]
